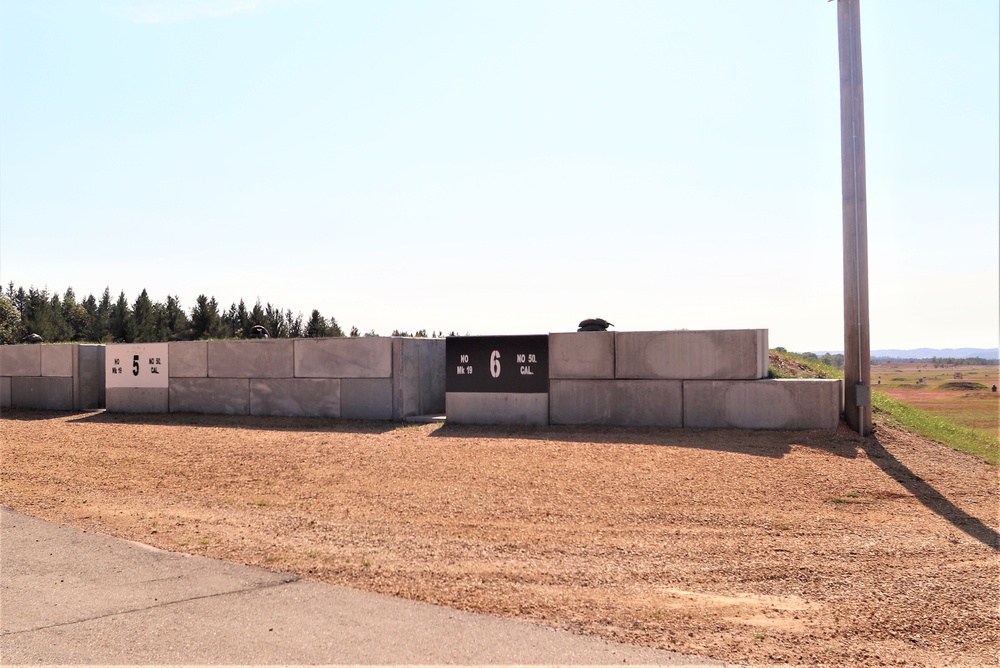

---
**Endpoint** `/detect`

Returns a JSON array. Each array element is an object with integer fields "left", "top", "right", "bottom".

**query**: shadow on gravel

[
  {"left": 862, "top": 435, "right": 1000, "bottom": 551},
  {"left": 1, "top": 408, "right": 401, "bottom": 435},
  {"left": 430, "top": 421, "right": 862, "bottom": 460}
]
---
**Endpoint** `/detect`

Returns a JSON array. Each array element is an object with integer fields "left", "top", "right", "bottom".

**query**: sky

[{"left": 1, "top": 0, "right": 997, "bottom": 352}]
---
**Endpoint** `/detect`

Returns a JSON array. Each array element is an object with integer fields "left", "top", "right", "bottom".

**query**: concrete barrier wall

[
  {"left": 1, "top": 344, "right": 104, "bottom": 410},
  {"left": 547, "top": 329, "right": 837, "bottom": 429},
  {"left": 4, "top": 332, "right": 839, "bottom": 430},
  {"left": 2, "top": 338, "right": 443, "bottom": 419},
  {"left": 158, "top": 337, "right": 443, "bottom": 419}
]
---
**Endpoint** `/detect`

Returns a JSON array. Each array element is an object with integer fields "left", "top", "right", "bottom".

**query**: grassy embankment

[{"left": 770, "top": 350, "right": 999, "bottom": 466}]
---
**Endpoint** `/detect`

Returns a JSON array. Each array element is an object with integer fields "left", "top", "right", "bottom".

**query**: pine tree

[
  {"left": 133, "top": 289, "right": 157, "bottom": 342},
  {"left": 305, "top": 310, "right": 329, "bottom": 338},
  {"left": 164, "top": 295, "right": 189, "bottom": 341},
  {"left": 109, "top": 292, "right": 133, "bottom": 342},
  {"left": 190, "top": 295, "right": 222, "bottom": 340}
]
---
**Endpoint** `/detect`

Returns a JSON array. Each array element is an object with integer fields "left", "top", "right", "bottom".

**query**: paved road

[{"left": 1, "top": 507, "right": 724, "bottom": 666}]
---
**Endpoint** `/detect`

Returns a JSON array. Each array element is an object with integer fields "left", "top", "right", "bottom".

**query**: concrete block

[
  {"left": 208, "top": 340, "right": 294, "bottom": 379},
  {"left": 169, "top": 378, "right": 250, "bottom": 415},
  {"left": 341, "top": 379, "right": 393, "bottom": 420},
  {"left": 10, "top": 377, "right": 74, "bottom": 410},
  {"left": 616, "top": 329, "right": 768, "bottom": 380},
  {"left": 106, "top": 387, "right": 169, "bottom": 413},
  {"left": 1, "top": 377, "right": 11, "bottom": 408},
  {"left": 251, "top": 379, "right": 341, "bottom": 418},
  {"left": 169, "top": 342, "right": 209, "bottom": 378},
  {"left": 683, "top": 379, "right": 843, "bottom": 430},
  {"left": 0, "top": 345, "right": 41, "bottom": 377},
  {"left": 393, "top": 338, "right": 446, "bottom": 418},
  {"left": 295, "top": 338, "right": 392, "bottom": 379},
  {"left": 76, "top": 345, "right": 105, "bottom": 410},
  {"left": 549, "top": 380, "right": 683, "bottom": 427},
  {"left": 41, "top": 345, "right": 74, "bottom": 377},
  {"left": 445, "top": 392, "right": 549, "bottom": 426},
  {"left": 549, "top": 332, "right": 615, "bottom": 379}
]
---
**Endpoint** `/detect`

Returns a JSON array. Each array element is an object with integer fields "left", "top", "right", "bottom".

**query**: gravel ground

[{"left": 2, "top": 409, "right": 997, "bottom": 667}]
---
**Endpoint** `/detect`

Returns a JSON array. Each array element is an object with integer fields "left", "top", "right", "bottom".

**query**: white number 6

[{"left": 490, "top": 350, "right": 501, "bottom": 378}]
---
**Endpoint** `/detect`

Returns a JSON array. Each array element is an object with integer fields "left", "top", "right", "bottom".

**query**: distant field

[{"left": 873, "top": 362, "right": 999, "bottom": 437}]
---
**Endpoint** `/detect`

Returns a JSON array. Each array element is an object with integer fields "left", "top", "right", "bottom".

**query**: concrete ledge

[
  {"left": 41, "top": 345, "right": 74, "bottom": 377},
  {"left": 170, "top": 379, "right": 250, "bottom": 415},
  {"left": 616, "top": 329, "right": 768, "bottom": 380},
  {"left": 208, "top": 341, "right": 294, "bottom": 379},
  {"left": 446, "top": 392, "right": 548, "bottom": 426},
  {"left": 251, "top": 379, "right": 341, "bottom": 418},
  {"left": 295, "top": 338, "right": 392, "bottom": 379},
  {"left": 169, "top": 342, "right": 209, "bottom": 378},
  {"left": 549, "top": 332, "right": 615, "bottom": 379},
  {"left": 0, "top": 346, "right": 41, "bottom": 377},
  {"left": 106, "top": 387, "right": 169, "bottom": 413},
  {"left": 0, "top": 377, "right": 10, "bottom": 408},
  {"left": 341, "top": 379, "right": 393, "bottom": 420},
  {"left": 550, "top": 379, "right": 683, "bottom": 427},
  {"left": 683, "top": 379, "right": 843, "bottom": 430},
  {"left": 10, "top": 377, "right": 74, "bottom": 410}
]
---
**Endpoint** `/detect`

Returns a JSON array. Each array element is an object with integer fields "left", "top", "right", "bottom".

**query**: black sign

[{"left": 446, "top": 335, "right": 549, "bottom": 393}]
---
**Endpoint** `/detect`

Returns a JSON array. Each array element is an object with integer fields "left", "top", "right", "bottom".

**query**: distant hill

[{"left": 811, "top": 348, "right": 999, "bottom": 360}]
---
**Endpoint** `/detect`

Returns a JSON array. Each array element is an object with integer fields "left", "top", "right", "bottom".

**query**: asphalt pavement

[{"left": 1, "top": 506, "right": 724, "bottom": 666}]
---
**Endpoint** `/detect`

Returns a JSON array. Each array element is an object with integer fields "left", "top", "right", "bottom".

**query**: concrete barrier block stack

[
  {"left": 550, "top": 331, "right": 683, "bottom": 426},
  {"left": 154, "top": 337, "right": 442, "bottom": 419},
  {"left": 295, "top": 338, "right": 393, "bottom": 419},
  {"left": 549, "top": 329, "right": 839, "bottom": 429},
  {"left": 169, "top": 339, "right": 295, "bottom": 416},
  {"left": 1, "top": 344, "right": 92, "bottom": 410},
  {"left": 1, "top": 345, "right": 41, "bottom": 408}
]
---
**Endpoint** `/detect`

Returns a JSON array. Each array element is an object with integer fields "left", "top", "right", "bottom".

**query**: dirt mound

[
  {"left": 939, "top": 381, "right": 989, "bottom": 391},
  {"left": 768, "top": 351, "right": 829, "bottom": 378}
]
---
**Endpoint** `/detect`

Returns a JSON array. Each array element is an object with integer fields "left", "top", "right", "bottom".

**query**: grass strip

[
  {"left": 771, "top": 350, "right": 998, "bottom": 466},
  {"left": 872, "top": 390, "right": 998, "bottom": 466}
]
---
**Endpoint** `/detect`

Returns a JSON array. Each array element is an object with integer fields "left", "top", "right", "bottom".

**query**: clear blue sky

[{"left": 2, "top": 0, "right": 997, "bottom": 351}]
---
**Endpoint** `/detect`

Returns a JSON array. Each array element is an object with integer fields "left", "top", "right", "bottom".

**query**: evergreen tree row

[{"left": 0, "top": 283, "right": 388, "bottom": 345}]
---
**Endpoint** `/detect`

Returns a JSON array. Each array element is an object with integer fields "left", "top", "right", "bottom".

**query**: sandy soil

[{"left": 2, "top": 409, "right": 997, "bottom": 667}]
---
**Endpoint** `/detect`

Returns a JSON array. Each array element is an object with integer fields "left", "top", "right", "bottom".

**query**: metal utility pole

[{"left": 837, "top": 0, "right": 872, "bottom": 435}]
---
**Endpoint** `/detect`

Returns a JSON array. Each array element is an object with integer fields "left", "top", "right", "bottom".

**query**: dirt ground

[{"left": 2, "top": 409, "right": 997, "bottom": 667}]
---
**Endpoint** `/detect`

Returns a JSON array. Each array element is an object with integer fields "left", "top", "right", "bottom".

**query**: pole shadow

[{"left": 860, "top": 434, "right": 999, "bottom": 551}]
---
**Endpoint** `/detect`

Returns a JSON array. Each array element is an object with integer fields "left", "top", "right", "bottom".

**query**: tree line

[
  {"left": 886, "top": 356, "right": 997, "bottom": 367},
  {"left": 776, "top": 349, "right": 996, "bottom": 368},
  {"left": 0, "top": 283, "right": 447, "bottom": 345}
]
